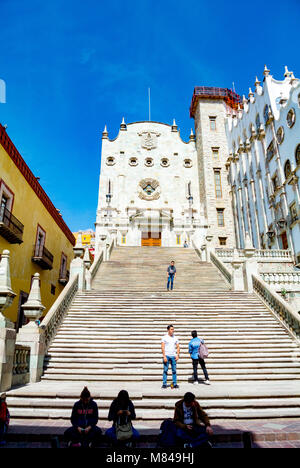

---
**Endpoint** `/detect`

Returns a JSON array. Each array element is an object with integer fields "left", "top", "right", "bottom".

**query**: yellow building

[
  {"left": 73, "top": 230, "right": 95, "bottom": 248},
  {"left": 0, "top": 123, "right": 75, "bottom": 328}
]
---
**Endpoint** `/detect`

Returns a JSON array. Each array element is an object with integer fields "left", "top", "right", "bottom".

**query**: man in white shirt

[{"left": 161, "top": 325, "right": 180, "bottom": 389}]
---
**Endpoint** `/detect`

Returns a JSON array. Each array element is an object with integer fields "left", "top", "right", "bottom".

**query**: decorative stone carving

[
  {"left": 138, "top": 178, "right": 161, "bottom": 201},
  {"left": 138, "top": 131, "right": 160, "bottom": 151}
]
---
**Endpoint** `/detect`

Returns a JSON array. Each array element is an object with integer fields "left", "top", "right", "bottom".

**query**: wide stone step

[
  {"left": 43, "top": 362, "right": 300, "bottom": 370},
  {"left": 41, "top": 373, "right": 300, "bottom": 381},
  {"left": 7, "top": 396, "right": 300, "bottom": 410}
]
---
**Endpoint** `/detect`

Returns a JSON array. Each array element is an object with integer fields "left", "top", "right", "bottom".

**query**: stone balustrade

[
  {"left": 12, "top": 345, "right": 30, "bottom": 386},
  {"left": 41, "top": 274, "right": 79, "bottom": 351},
  {"left": 252, "top": 273, "right": 300, "bottom": 340},
  {"left": 262, "top": 272, "right": 300, "bottom": 288},
  {"left": 210, "top": 251, "right": 232, "bottom": 285},
  {"left": 215, "top": 248, "right": 293, "bottom": 262},
  {"left": 90, "top": 250, "right": 104, "bottom": 280}
]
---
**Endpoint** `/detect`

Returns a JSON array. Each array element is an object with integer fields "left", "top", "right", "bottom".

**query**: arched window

[
  {"left": 255, "top": 113, "right": 261, "bottom": 132},
  {"left": 295, "top": 144, "right": 300, "bottom": 165},
  {"left": 264, "top": 105, "right": 270, "bottom": 124},
  {"left": 284, "top": 160, "right": 292, "bottom": 179}
]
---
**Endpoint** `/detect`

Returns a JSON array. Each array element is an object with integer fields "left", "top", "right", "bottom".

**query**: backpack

[
  {"left": 157, "top": 419, "right": 177, "bottom": 447},
  {"left": 199, "top": 342, "right": 209, "bottom": 359}
]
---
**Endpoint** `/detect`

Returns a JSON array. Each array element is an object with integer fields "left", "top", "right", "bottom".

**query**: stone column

[
  {"left": 205, "top": 234, "right": 214, "bottom": 262},
  {"left": 243, "top": 233, "right": 258, "bottom": 293},
  {"left": 231, "top": 249, "right": 244, "bottom": 291},
  {"left": 70, "top": 236, "right": 86, "bottom": 290},
  {"left": 17, "top": 273, "right": 46, "bottom": 383},
  {"left": 0, "top": 250, "right": 17, "bottom": 392}
]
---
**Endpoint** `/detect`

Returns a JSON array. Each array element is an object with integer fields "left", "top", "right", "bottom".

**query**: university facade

[{"left": 95, "top": 66, "right": 300, "bottom": 262}]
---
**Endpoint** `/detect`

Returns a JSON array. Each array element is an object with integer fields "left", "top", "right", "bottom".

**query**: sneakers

[
  {"left": 161, "top": 384, "right": 167, "bottom": 389},
  {"left": 193, "top": 380, "right": 199, "bottom": 385},
  {"left": 68, "top": 441, "right": 81, "bottom": 448},
  {"left": 204, "top": 379, "right": 210, "bottom": 385},
  {"left": 173, "top": 385, "right": 179, "bottom": 389}
]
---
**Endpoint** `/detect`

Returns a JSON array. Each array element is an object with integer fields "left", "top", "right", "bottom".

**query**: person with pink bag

[{"left": 188, "top": 330, "right": 210, "bottom": 385}]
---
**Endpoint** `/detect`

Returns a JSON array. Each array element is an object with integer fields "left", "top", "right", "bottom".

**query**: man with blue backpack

[{"left": 189, "top": 330, "right": 210, "bottom": 385}]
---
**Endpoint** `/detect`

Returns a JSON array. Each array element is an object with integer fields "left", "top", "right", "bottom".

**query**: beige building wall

[{"left": 193, "top": 99, "right": 236, "bottom": 248}]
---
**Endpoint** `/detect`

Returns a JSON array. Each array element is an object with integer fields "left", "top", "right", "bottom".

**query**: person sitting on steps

[
  {"left": 105, "top": 390, "right": 140, "bottom": 447},
  {"left": 64, "top": 387, "right": 102, "bottom": 448},
  {"left": 174, "top": 392, "right": 213, "bottom": 448}
]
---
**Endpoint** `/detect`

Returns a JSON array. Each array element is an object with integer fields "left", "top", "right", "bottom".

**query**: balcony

[
  {"left": 0, "top": 206, "right": 24, "bottom": 244},
  {"left": 58, "top": 269, "right": 70, "bottom": 285},
  {"left": 32, "top": 244, "right": 54, "bottom": 270}
]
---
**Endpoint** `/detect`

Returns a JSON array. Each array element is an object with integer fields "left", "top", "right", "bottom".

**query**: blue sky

[{"left": 0, "top": 0, "right": 299, "bottom": 232}]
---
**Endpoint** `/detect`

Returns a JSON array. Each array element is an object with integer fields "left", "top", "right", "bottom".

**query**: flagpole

[{"left": 148, "top": 88, "right": 151, "bottom": 121}]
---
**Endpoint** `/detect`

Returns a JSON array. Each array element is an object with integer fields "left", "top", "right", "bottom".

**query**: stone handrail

[
  {"left": 41, "top": 273, "right": 79, "bottom": 351},
  {"left": 13, "top": 345, "right": 30, "bottom": 375},
  {"left": 256, "top": 249, "right": 292, "bottom": 259},
  {"left": 262, "top": 272, "right": 300, "bottom": 287},
  {"left": 108, "top": 237, "right": 115, "bottom": 258},
  {"left": 90, "top": 250, "right": 104, "bottom": 280},
  {"left": 210, "top": 251, "right": 232, "bottom": 285},
  {"left": 215, "top": 248, "right": 293, "bottom": 262},
  {"left": 252, "top": 273, "right": 300, "bottom": 340}
]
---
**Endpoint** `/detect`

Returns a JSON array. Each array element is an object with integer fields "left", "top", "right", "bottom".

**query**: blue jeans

[
  {"left": 163, "top": 356, "right": 177, "bottom": 386},
  {"left": 176, "top": 425, "right": 209, "bottom": 448},
  {"left": 167, "top": 274, "right": 174, "bottom": 290}
]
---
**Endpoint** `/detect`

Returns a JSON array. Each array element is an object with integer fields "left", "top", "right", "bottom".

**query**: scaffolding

[{"left": 190, "top": 86, "right": 241, "bottom": 118}]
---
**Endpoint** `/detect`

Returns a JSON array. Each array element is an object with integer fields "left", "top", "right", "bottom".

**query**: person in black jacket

[
  {"left": 64, "top": 387, "right": 102, "bottom": 448},
  {"left": 105, "top": 390, "right": 140, "bottom": 445}
]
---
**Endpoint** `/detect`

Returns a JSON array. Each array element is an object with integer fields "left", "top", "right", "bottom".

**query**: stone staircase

[{"left": 6, "top": 247, "right": 300, "bottom": 423}]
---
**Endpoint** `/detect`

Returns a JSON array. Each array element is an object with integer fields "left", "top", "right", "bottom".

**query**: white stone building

[
  {"left": 95, "top": 120, "right": 206, "bottom": 253},
  {"left": 226, "top": 66, "right": 300, "bottom": 263}
]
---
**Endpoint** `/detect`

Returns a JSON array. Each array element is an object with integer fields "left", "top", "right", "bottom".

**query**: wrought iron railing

[
  {"left": 32, "top": 244, "right": 54, "bottom": 267},
  {"left": 0, "top": 206, "right": 24, "bottom": 240}
]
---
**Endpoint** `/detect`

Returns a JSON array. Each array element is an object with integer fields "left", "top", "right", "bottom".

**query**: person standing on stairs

[
  {"left": 189, "top": 331, "right": 210, "bottom": 385},
  {"left": 161, "top": 325, "right": 180, "bottom": 389},
  {"left": 167, "top": 261, "right": 176, "bottom": 291}
]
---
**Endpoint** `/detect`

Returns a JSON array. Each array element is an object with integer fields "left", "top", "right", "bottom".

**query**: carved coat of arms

[
  {"left": 138, "top": 178, "right": 161, "bottom": 201},
  {"left": 138, "top": 131, "right": 160, "bottom": 151}
]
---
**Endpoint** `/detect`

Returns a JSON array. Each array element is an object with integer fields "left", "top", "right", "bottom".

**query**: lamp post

[{"left": 188, "top": 195, "right": 193, "bottom": 225}]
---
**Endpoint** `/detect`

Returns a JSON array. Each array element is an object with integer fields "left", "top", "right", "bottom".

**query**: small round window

[
  {"left": 287, "top": 108, "right": 296, "bottom": 128},
  {"left": 184, "top": 159, "right": 192, "bottom": 168},
  {"left": 295, "top": 144, "right": 300, "bottom": 165},
  {"left": 284, "top": 160, "right": 292, "bottom": 179},
  {"left": 106, "top": 157, "right": 115, "bottom": 166},
  {"left": 161, "top": 158, "right": 169, "bottom": 167},
  {"left": 145, "top": 158, "right": 153, "bottom": 167},
  {"left": 276, "top": 126, "right": 284, "bottom": 144},
  {"left": 129, "top": 157, "right": 138, "bottom": 166}
]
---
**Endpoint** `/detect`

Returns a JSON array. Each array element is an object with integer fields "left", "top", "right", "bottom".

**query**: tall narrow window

[
  {"left": 209, "top": 116, "right": 217, "bottom": 131},
  {"left": 212, "top": 147, "right": 219, "bottom": 159},
  {"left": 214, "top": 170, "right": 222, "bottom": 198},
  {"left": 217, "top": 208, "right": 225, "bottom": 227}
]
